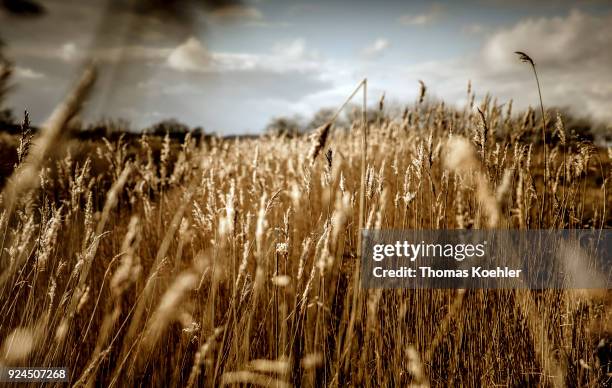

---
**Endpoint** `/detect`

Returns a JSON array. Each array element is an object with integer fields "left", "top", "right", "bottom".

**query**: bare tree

[{"left": 265, "top": 116, "right": 303, "bottom": 136}]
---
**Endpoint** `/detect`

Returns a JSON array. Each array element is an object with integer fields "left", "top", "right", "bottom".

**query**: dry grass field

[{"left": 0, "top": 69, "right": 610, "bottom": 387}]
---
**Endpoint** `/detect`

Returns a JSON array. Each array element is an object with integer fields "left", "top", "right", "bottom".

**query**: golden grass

[{"left": 0, "top": 79, "right": 610, "bottom": 387}]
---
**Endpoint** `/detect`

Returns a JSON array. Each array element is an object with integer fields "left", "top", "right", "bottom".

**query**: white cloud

[
  {"left": 389, "top": 9, "right": 612, "bottom": 123},
  {"left": 14, "top": 67, "right": 45, "bottom": 79},
  {"left": 361, "top": 38, "right": 390, "bottom": 58},
  {"left": 479, "top": 9, "right": 612, "bottom": 120},
  {"left": 60, "top": 42, "right": 78, "bottom": 62},
  {"left": 481, "top": 9, "right": 612, "bottom": 71},
  {"left": 398, "top": 4, "right": 445, "bottom": 26},
  {"left": 15, "top": 41, "right": 81, "bottom": 63},
  {"left": 166, "top": 37, "right": 323, "bottom": 74},
  {"left": 167, "top": 37, "right": 212, "bottom": 72},
  {"left": 20, "top": 43, "right": 172, "bottom": 64},
  {"left": 272, "top": 38, "right": 319, "bottom": 61}
]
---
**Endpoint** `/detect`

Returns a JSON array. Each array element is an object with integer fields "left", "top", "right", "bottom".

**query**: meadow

[{"left": 0, "top": 67, "right": 610, "bottom": 387}]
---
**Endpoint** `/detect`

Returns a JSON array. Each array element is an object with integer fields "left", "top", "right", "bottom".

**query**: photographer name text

[{"left": 370, "top": 241, "right": 522, "bottom": 279}]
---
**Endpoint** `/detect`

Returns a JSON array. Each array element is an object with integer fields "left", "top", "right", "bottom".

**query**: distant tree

[
  {"left": 265, "top": 115, "right": 303, "bottom": 136},
  {"left": 81, "top": 118, "right": 132, "bottom": 138},
  {"left": 344, "top": 104, "right": 383, "bottom": 126},
  {"left": 307, "top": 108, "right": 336, "bottom": 130},
  {"left": 549, "top": 107, "right": 595, "bottom": 143},
  {"left": 0, "top": 108, "right": 14, "bottom": 125},
  {"left": 150, "top": 118, "right": 190, "bottom": 136},
  {"left": 192, "top": 126, "right": 204, "bottom": 136}
]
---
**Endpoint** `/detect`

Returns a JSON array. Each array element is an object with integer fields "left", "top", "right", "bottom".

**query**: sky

[{"left": 1, "top": 0, "right": 611, "bottom": 134}]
